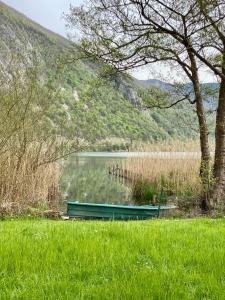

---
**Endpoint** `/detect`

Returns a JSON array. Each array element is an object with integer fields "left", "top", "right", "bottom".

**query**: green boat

[{"left": 67, "top": 202, "right": 176, "bottom": 220}]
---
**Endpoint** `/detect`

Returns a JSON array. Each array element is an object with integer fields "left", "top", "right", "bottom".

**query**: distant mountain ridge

[
  {"left": 137, "top": 78, "right": 218, "bottom": 92},
  {"left": 137, "top": 79, "right": 173, "bottom": 91}
]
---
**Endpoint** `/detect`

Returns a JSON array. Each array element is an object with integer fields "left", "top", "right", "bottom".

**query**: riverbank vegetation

[
  {"left": 0, "top": 145, "right": 59, "bottom": 216},
  {"left": 123, "top": 156, "right": 201, "bottom": 210},
  {"left": 0, "top": 219, "right": 224, "bottom": 299},
  {"left": 120, "top": 141, "right": 218, "bottom": 214},
  {"left": 121, "top": 140, "right": 211, "bottom": 210}
]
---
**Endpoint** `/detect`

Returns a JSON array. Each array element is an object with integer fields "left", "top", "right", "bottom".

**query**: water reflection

[{"left": 61, "top": 153, "right": 131, "bottom": 205}]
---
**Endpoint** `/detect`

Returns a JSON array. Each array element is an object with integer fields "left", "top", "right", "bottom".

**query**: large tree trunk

[
  {"left": 211, "top": 63, "right": 225, "bottom": 209},
  {"left": 196, "top": 90, "right": 211, "bottom": 211},
  {"left": 195, "top": 92, "right": 211, "bottom": 210},
  {"left": 189, "top": 51, "right": 211, "bottom": 210}
]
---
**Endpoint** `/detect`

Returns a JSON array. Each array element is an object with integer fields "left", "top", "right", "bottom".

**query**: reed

[
  {"left": 130, "top": 138, "right": 214, "bottom": 152},
  {"left": 123, "top": 142, "right": 204, "bottom": 204},
  {"left": 0, "top": 143, "right": 60, "bottom": 215},
  {"left": 123, "top": 156, "right": 200, "bottom": 194}
]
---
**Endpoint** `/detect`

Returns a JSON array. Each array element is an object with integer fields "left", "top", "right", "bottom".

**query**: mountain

[
  {"left": 137, "top": 78, "right": 218, "bottom": 92},
  {"left": 137, "top": 79, "right": 173, "bottom": 91},
  {"left": 0, "top": 1, "right": 206, "bottom": 147},
  {"left": 137, "top": 79, "right": 218, "bottom": 111}
]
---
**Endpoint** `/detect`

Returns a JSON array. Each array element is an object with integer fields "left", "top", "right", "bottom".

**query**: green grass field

[{"left": 0, "top": 219, "right": 224, "bottom": 300}]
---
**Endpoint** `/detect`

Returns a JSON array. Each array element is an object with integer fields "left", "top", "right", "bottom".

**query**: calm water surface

[{"left": 61, "top": 152, "right": 131, "bottom": 205}]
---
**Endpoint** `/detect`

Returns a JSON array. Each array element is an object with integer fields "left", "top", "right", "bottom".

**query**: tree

[{"left": 66, "top": 0, "right": 217, "bottom": 209}]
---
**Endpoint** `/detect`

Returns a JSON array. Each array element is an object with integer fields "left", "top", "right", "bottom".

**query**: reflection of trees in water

[{"left": 61, "top": 155, "right": 131, "bottom": 204}]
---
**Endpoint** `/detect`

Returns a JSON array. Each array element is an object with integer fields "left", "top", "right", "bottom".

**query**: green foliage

[
  {"left": 132, "top": 178, "right": 167, "bottom": 205},
  {"left": 0, "top": 219, "right": 225, "bottom": 299}
]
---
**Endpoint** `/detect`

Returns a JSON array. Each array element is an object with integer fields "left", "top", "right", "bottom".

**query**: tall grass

[
  {"left": 0, "top": 144, "right": 60, "bottom": 215},
  {"left": 123, "top": 156, "right": 200, "bottom": 194},
  {"left": 122, "top": 141, "right": 206, "bottom": 205},
  {"left": 130, "top": 138, "right": 214, "bottom": 152}
]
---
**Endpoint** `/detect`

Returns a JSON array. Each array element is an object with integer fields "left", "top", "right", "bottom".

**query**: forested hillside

[{"left": 0, "top": 1, "right": 206, "bottom": 147}]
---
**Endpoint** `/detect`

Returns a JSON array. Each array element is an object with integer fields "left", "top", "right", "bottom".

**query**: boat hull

[{"left": 67, "top": 202, "right": 176, "bottom": 220}]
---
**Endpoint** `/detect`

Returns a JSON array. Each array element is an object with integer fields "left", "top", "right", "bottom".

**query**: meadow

[{"left": 0, "top": 218, "right": 224, "bottom": 300}]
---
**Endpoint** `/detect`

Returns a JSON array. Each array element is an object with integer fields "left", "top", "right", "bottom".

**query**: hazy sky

[
  {"left": 2, "top": 0, "right": 216, "bottom": 82},
  {"left": 2, "top": 0, "right": 78, "bottom": 37}
]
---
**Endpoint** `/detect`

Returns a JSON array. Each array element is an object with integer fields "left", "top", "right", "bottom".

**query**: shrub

[{"left": 132, "top": 178, "right": 163, "bottom": 205}]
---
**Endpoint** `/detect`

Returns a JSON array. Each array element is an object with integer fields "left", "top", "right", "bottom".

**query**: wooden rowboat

[{"left": 67, "top": 202, "right": 176, "bottom": 220}]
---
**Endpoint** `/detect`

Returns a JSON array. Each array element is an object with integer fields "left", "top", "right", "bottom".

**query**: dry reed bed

[
  {"left": 131, "top": 139, "right": 214, "bottom": 153},
  {"left": 0, "top": 145, "right": 60, "bottom": 215},
  {"left": 122, "top": 140, "right": 213, "bottom": 198},
  {"left": 123, "top": 144, "right": 202, "bottom": 198}
]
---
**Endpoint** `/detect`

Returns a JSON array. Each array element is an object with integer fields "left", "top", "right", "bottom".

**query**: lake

[
  {"left": 61, "top": 151, "right": 200, "bottom": 206},
  {"left": 60, "top": 152, "right": 131, "bottom": 206}
]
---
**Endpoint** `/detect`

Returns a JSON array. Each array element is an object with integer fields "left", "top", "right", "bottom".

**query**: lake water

[
  {"left": 60, "top": 152, "right": 131, "bottom": 206},
  {"left": 61, "top": 151, "right": 200, "bottom": 206}
]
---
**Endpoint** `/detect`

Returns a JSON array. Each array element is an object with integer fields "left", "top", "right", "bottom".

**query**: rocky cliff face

[{"left": 113, "top": 75, "right": 142, "bottom": 107}]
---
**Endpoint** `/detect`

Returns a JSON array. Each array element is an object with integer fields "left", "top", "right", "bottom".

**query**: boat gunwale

[{"left": 67, "top": 201, "right": 176, "bottom": 210}]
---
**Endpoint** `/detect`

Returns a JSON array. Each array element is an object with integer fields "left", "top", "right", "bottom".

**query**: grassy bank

[{"left": 0, "top": 219, "right": 224, "bottom": 299}]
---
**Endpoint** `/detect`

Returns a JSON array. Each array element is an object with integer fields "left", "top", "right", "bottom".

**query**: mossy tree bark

[
  {"left": 188, "top": 51, "right": 211, "bottom": 210},
  {"left": 211, "top": 51, "right": 225, "bottom": 209}
]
